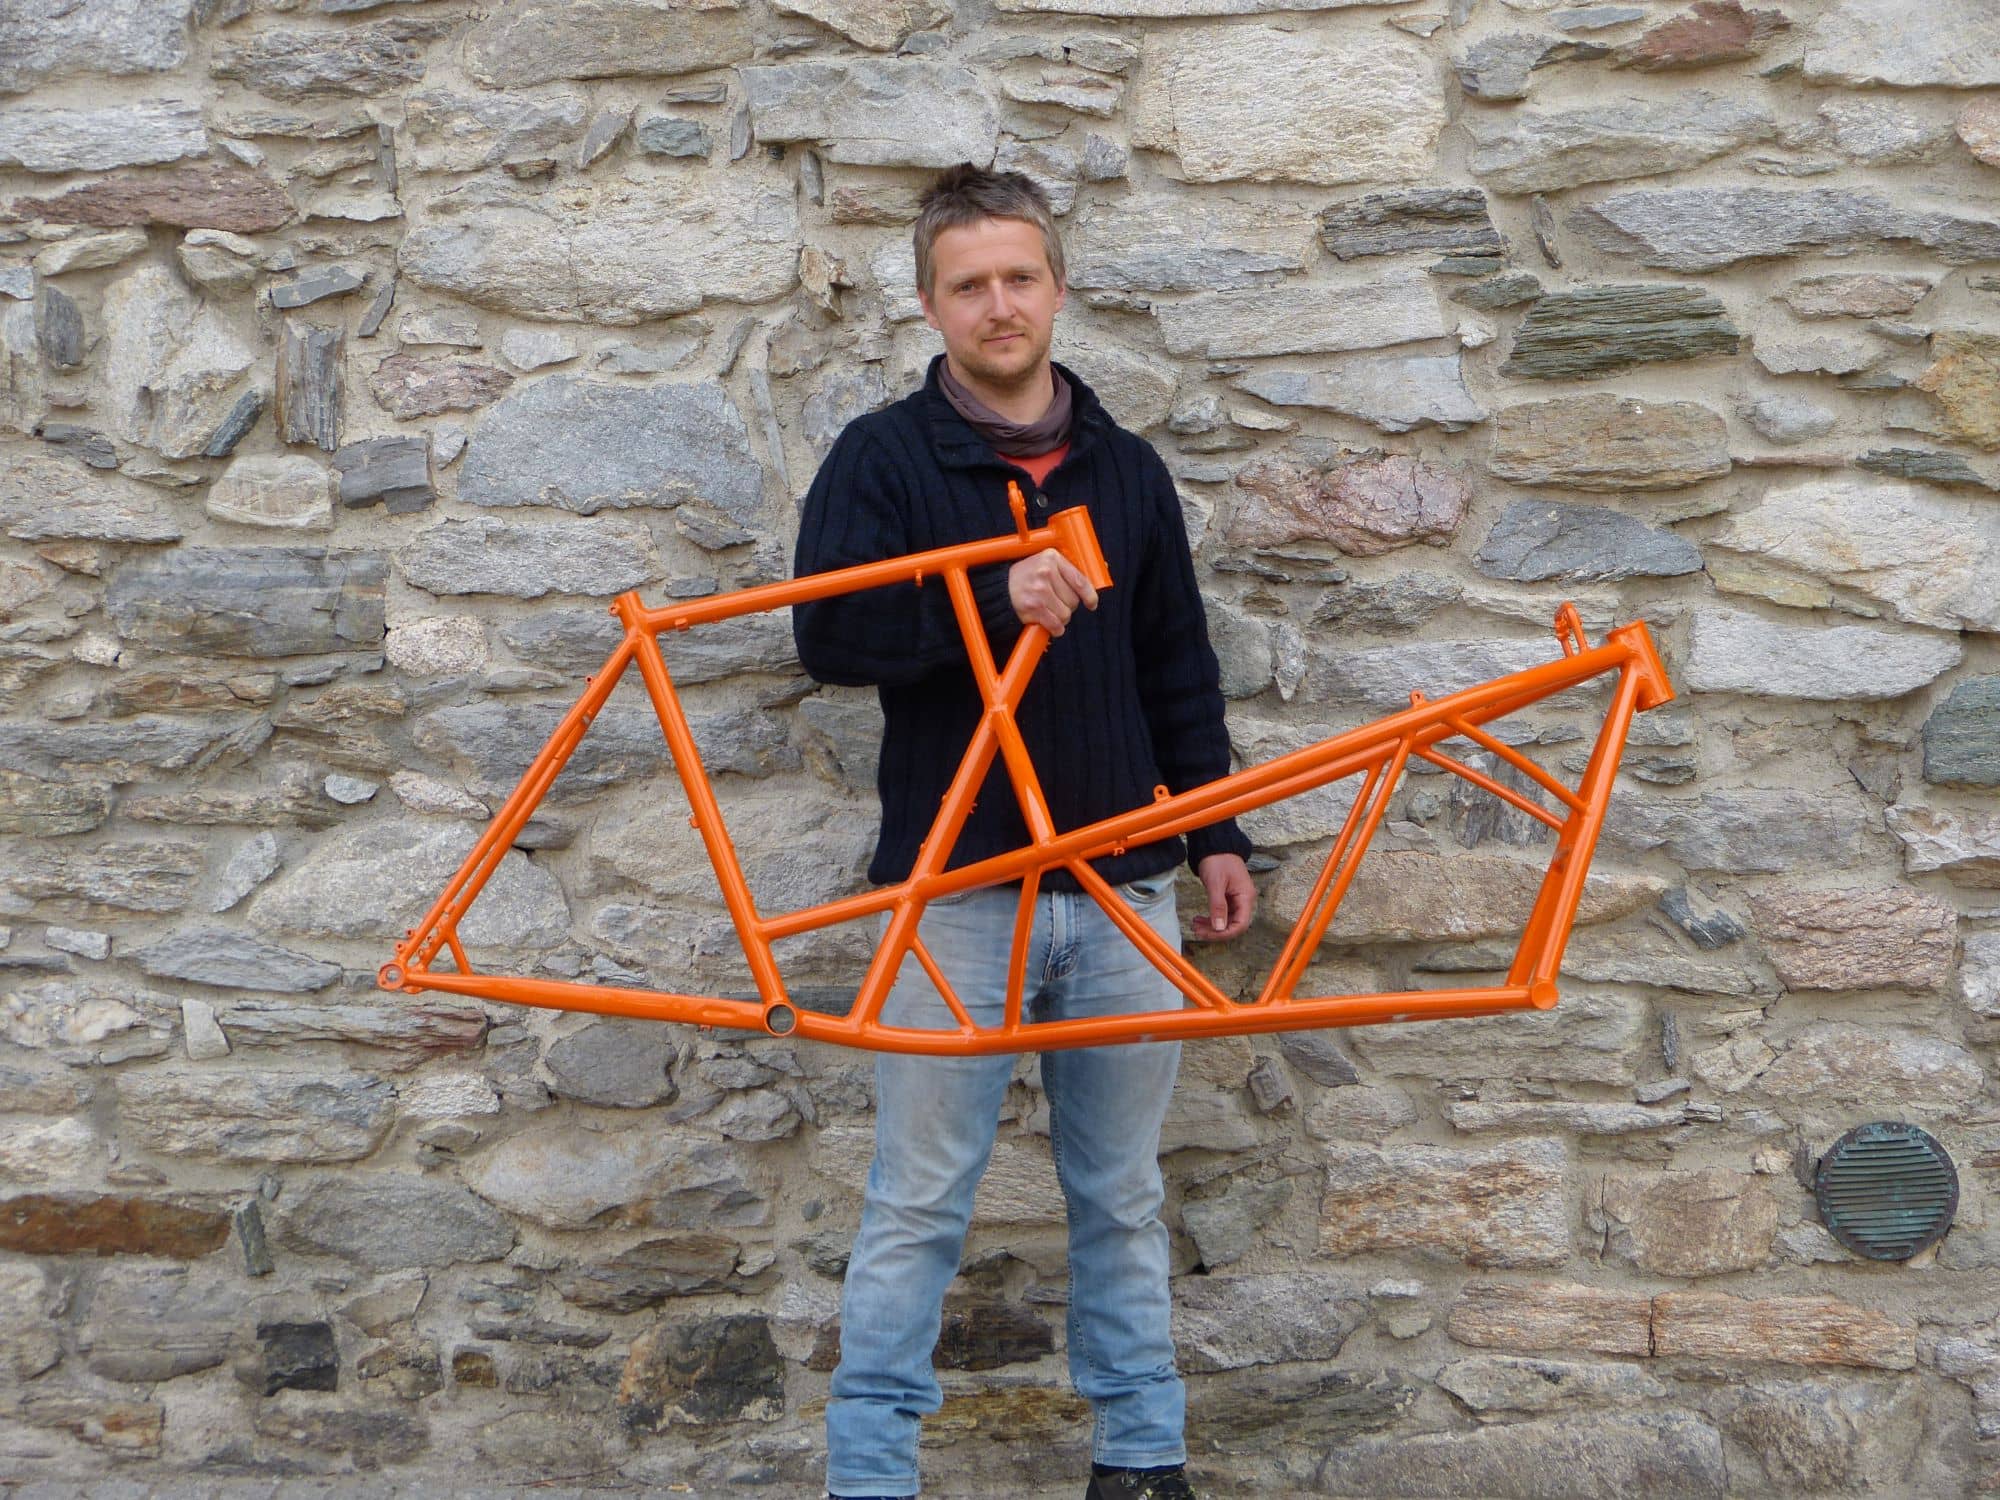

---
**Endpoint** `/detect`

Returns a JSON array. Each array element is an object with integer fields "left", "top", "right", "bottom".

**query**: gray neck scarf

[{"left": 938, "top": 358, "right": 1073, "bottom": 458}]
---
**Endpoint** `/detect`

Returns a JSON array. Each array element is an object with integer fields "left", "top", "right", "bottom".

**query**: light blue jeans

[{"left": 825, "top": 876, "right": 1188, "bottom": 1499}]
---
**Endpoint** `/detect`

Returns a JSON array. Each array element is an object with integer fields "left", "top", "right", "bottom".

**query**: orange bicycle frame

[{"left": 381, "top": 486, "right": 1673, "bottom": 1055}]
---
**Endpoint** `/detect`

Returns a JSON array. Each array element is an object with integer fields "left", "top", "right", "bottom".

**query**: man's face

[{"left": 917, "top": 216, "right": 1066, "bottom": 395}]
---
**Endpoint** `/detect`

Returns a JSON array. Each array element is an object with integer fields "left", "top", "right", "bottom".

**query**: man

[{"left": 792, "top": 163, "right": 1255, "bottom": 1500}]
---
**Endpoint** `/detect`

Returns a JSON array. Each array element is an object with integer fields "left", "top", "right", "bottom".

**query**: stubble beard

[{"left": 953, "top": 320, "right": 1055, "bottom": 399}]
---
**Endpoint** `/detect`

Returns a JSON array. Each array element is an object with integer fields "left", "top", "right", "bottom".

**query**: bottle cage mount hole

[{"left": 382, "top": 485, "right": 1674, "bottom": 1055}]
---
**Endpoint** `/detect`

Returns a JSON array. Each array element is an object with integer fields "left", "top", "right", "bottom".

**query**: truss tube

[
  {"left": 1266, "top": 739, "right": 1412, "bottom": 1007},
  {"left": 944, "top": 566, "right": 1057, "bottom": 846},
  {"left": 387, "top": 635, "right": 638, "bottom": 981},
  {"left": 1507, "top": 665, "right": 1645, "bottom": 998},
  {"left": 1064, "top": 859, "right": 1235, "bottom": 1014},
  {"left": 622, "top": 605, "right": 789, "bottom": 1011}
]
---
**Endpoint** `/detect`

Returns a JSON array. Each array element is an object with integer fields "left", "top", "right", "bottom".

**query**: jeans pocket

[{"left": 1120, "top": 873, "right": 1175, "bottom": 905}]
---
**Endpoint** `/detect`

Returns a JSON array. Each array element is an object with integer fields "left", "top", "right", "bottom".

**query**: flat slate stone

[
  {"left": 1455, "top": 32, "right": 1608, "bottom": 102},
  {"left": 1475, "top": 500, "right": 1702, "bottom": 582},
  {"left": 464, "top": 0, "right": 752, "bottom": 88},
  {"left": 1067, "top": 194, "right": 1313, "bottom": 293},
  {"left": 334, "top": 435, "right": 434, "bottom": 514},
  {"left": 278, "top": 1174, "right": 514, "bottom": 1268},
  {"left": 117, "top": 1070, "right": 395, "bottom": 1164},
  {"left": 1614, "top": 0, "right": 1791, "bottom": 71},
  {"left": 397, "top": 167, "right": 798, "bottom": 324},
  {"left": 105, "top": 547, "right": 386, "bottom": 657},
  {"left": 249, "top": 816, "right": 568, "bottom": 946},
  {"left": 0, "top": 98, "right": 206, "bottom": 173},
  {"left": 1490, "top": 394, "right": 1730, "bottom": 490},
  {"left": 1707, "top": 476, "right": 2000, "bottom": 631},
  {"left": 1803, "top": 0, "right": 2000, "bottom": 87},
  {"left": 1132, "top": 22, "right": 1445, "bottom": 185},
  {"left": 1856, "top": 447, "right": 1993, "bottom": 488},
  {"left": 459, "top": 376, "right": 762, "bottom": 526},
  {"left": 1923, "top": 675, "right": 2000, "bottom": 786},
  {"left": 269, "top": 264, "right": 367, "bottom": 309},
  {"left": 742, "top": 58, "right": 997, "bottom": 167},
  {"left": 1155, "top": 266, "right": 1449, "bottom": 358},
  {"left": 1502, "top": 284, "right": 1738, "bottom": 378},
  {"left": 1576, "top": 186, "right": 2000, "bottom": 271},
  {"left": 208, "top": 18, "right": 436, "bottom": 101},
  {"left": 1317, "top": 187, "right": 1503, "bottom": 261},
  {"left": 1605, "top": 787, "right": 1873, "bottom": 874},
  {"left": 1321, "top": 1412, "right": 1727, "bottom": 1499},
  {"left": 131, "top": 926, "right": 340, "bottom": 993},
  {"left": 7, "top": 161, "right": 292, "bottom": 233},
  {"left": 0, "top": 0, "right": 192, "bottom": 95},
  {"left": 1235, "top": 352, "right": 1486, "bottom": 432},
  {"left": 276, "top": 320, "right": 342, "bottom": 451},
  {"left": 1467, "top": 89, "right": 1775, "bottom": 195},
  {"left": 1684, "top": 608, "right": 1962, "bottom": 700},
  {"left": 34, "top": 284, "right": 83, "bottom": 369},
  {"left": 397, "top": 514, "right": 661, "bottom": 598},
  {"left": 402, "top": 86, "right": 589, "bottom": 172},
  {"left": 635, "top": 114, "right": 707, "bottom": 158}
]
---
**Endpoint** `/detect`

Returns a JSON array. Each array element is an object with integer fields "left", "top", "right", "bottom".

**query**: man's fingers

[{"left": 1057, "top": 556, "right": 1099, "bottom": 610}]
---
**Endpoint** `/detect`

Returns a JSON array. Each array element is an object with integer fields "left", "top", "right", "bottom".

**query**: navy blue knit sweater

[{"left": 792, "top": 355, "right": 1252, "bottom": 891}]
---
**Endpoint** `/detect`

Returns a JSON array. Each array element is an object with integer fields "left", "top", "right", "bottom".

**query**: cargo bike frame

[{"left": 381, "top": 486, "right": 1674, "bottom": 1055}]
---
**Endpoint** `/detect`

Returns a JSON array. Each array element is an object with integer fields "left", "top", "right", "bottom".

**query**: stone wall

[{"left": 1, "top": 0, "right": 1997, "bottom": 1493}]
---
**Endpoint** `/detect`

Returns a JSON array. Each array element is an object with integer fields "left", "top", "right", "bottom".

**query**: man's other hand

[
  {"left": 1190, "top": 853, "right": 1255, "bottom": 942},
  {"left": 1009, "top": 547, "right": 1098, "bottom": 636}
]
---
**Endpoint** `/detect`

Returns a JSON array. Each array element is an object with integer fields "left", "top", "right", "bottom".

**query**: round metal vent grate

[{"left": 1814, "top": 1121, "right": 1958, "bottom": 1262}]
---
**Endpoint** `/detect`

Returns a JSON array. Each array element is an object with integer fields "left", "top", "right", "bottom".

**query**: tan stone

[
  {"left": 1490, "top": 395, "right": 1730, "bottom": 491},
  {"left": 1446, "top": 1282, "right": 1654, "bottom": 1356},
  {"left": 773, "top": 0, "right": 946, "bottom": 51},
  {"left": 1780, "top": 272, "right": 1934, "bottom": 318},
  {"left": 1756, "top": 1024, "right": 1986, "bottom": 1115},
  {"left": 1597, "top": 1170, "right": 1778, "bottom": 1277},
  {"left": 1707, "top": 476, "right": 2000, "bottom": 632},
  {"left": 1914, "top": 332, "right": 2000, "bottom": 451},
  {"left": 1271, "top": 847, "right": 1666, "bottom": 945},
  {"left": 1960, "top": 96, "right": 2000, "bottom": 167},
  {"left": 1318, "top": 1138, "right": 1570, "bottom": 1268},
  {"left": 1887, "top": 803, "right": 2000, "bottom": 887},
  {"left": 1132, "top": 23, "right": 1444, "bottom": 186},
  {"left": 1349, "top": 989, "right": 1649, "bottom": 1086},
  {"left": 1652, "top": 1293, "right": 1915, "bottom": 1370},
  {"left": 1748, "top": 885, "right": 1957, "bottom": 991},
  {"left": 1229, "top": 451, "right": 1471, "bottom": 556}
]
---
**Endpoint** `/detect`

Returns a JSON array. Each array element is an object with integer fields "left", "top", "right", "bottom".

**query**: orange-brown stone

[
  {"left": 9, "top": 163, "right": 292, "bottom": 233},
  {"left": 0, "top": 1193, "right": 229, "bottom": 1258}
]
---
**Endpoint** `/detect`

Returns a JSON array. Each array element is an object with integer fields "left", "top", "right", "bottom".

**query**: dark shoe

[{"left": 1086, "top": 1463, "right": 1198, "bottom": 1500}]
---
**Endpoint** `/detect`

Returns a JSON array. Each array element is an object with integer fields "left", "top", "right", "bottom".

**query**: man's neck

[{"left": 943, "top": 355, "right": 1056, "bottom": 426}]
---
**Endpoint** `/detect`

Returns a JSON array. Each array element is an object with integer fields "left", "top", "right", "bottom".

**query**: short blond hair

[{"left": 913, "top": 163, "right": 1066, "bottom": 300}]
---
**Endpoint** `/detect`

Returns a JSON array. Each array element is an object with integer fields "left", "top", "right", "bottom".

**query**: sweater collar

[{"left": 919, "top": 353, "right": 1111, "bottom": 473}]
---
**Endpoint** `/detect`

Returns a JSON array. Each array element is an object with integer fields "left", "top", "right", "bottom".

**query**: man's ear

[
  {"left": 1053, "top": 279, "right": 1067, "bottom": 315},
  {"left": 917, "top": 288, "right": 939, "bottom": 332}
]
